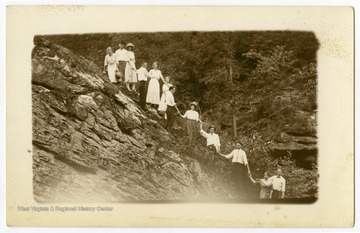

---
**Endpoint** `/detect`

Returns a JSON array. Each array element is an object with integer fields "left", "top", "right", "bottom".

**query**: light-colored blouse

[
  {"left": 183, "top": 110, "right": 199, "bottom": 121},
  {"left": 149, "top": 69, "right": 164, "bottom": 80},
  {"left": 104, "top": 54, "right": 116, "bottom": 66}
]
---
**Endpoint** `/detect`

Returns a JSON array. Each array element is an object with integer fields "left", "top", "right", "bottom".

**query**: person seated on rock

[
  {"left": 179, "top": 102, "right": 200, "bottom": 143},
  {"left": 199, "top": 123, "right": 220, "bottom": 165},
  {"left": 249, "top": 171, "right": 273, "bottom": 199},
  {"left": 103, "top": 47, "right": 118, "bottom": 84},
  {"left": 269, "top": 168, "right": 286, "bottom": 199}
]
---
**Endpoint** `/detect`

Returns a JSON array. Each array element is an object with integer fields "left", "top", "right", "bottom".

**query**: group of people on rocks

[
  {"left": 103, "top": 41, "right": 185, "bottom": 132},
  {"left": 199, "top": 125, "right": 286, "bottom": 199},
  {"left": 103, "top": 41, "right": 286, "bottom": 199}
]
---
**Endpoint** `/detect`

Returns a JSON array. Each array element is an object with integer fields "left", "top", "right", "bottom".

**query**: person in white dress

[
  {"left": 124, "top": 43, "right": 137, "bottom": 92},
  {"left": 103, "top": 47, "right": 118, "bottom": 83},
  {"left": 146, "top": 62, "right": 166, "bottom": 107}
]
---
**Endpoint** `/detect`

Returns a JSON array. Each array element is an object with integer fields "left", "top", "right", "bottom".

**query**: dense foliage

[{"left": 44, "top": 31, "right": 319, "bottom": 198}]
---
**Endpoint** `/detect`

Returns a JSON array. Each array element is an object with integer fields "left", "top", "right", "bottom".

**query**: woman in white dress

[
  {"left": 124, "top": 43, "right": 137, "bottom": 91},
  {"left": 146, "top": 62, "right": 166, "bottom": 107},
  {"left": 103, "top": 47, "right": 118, "bottom": 83}
]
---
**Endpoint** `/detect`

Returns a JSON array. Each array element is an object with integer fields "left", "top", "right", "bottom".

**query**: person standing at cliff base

[
  {"left": 136, "top": 62, "right": 149, "bottom": 110},
  {"left": 220, "top": 142, "right": 251, "bottom": 198},
  {"left": 200, "top": 123, "right": 220, "bottom": 165},
  {"left": 115, "top": 41, "right": 128, "bottom": 83},
  {"left": 270, "top": 168, "right": 286, "bottom": 199},
  {"left": 165, "top": 86, "right": 177, "bottom": 133},
  {"left": 249, "top": 171, "right": 272, "bottom": 199}
]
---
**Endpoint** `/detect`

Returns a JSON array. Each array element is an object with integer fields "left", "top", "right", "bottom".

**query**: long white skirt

[
  {"left": 125, "top": 61, "right": 137, "bottom": 83},
  {"left": 107, "top": 63, "right": 117, "bottom": 83},
  {"left": 146, "top": 78, "right": 160, "bottom": 105}
]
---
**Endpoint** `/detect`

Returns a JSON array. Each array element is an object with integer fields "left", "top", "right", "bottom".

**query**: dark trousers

[
  {"left": 138, "top": 81, "right": 147, "bottom": 109},
  {"left": 272, "top": 190, "right": 282, "bottom": 199},
  {"left": 206, "top": 145, "right": 217, "bottom": 164},
  {"left": 165, "top": 106, "right": 176, "bottom": 132},
  {"left": 117, "top": 61, "right": 127, "bottom": 81},
  {"left": 232, "top": 163, "right": 248, "bottom": 198}
]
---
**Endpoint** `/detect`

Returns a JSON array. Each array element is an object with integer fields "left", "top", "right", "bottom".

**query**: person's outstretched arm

[
  {"left": 249, "top": 176, "right": 258, "bottom": 184},
  {"left": 199, "top": 123, "right": 208, "bottom": 138},
  {"left": 220, "top": 150, "right": 234, "bottom": 159}
]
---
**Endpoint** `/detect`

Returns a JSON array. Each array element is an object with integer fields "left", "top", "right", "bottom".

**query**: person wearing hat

[
  {"left": 220, "top": 142, "right": 251, "bottom": 198},
  {"left": 165, "top": 86, "right": 177, "bottom": 132},
  {"left": 269, "top": 168, "right": 286, "bottom": 199},
  {"left": 179, "top": 102, "right": 200, "bottom": 143},
  {"left": 199, "top": 123, "right": 220, "bottom": 165},
  {"left": 124, "top": 43, "right": 137, "bottom": 92},
  {"left": 103, "top": 47, "right": 118, "bottom": 83},
  {"left": 115, "top": 41, "right": 128, "bottom": 83}
]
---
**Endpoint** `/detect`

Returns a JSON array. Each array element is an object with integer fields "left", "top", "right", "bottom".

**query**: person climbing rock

[
  {"left": 179, "top": 102, "right": 200, "bottom": 144},
  {"left": 199, "top": 123, "right": 220, "bottom": 165},
  {"left": 270, "top": 168, "right": 286, "bottom": 199},
  {"left": 165, "top": 86, "right": 177, "bottom": 133},
  {"left": 124, "top": 43, "right": 137, "bottom": 92},
  {"left": 146, "top": 62, "right": 166, "bottom": 108},
  {"left": 136, "top": 62, "right": 149, "bottom": 110},
  {"left": 219, "top": 142, "right": 251, "bottom": 198},
  {"left": 249, "top": 171, "right": 273, "bottom": 199},
  {"left": 103, "top": 47, "right": 118, "bottom": 84},
  {"left": 115, "top": 41, "right": 128, "bottom": 83},
  {"left": 158, "top": 76, "right": 173, "bottom": 118}
]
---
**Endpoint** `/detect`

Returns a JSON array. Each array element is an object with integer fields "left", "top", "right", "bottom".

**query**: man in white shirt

[
  {"left": 199, "top": 123, "right": 221, "bottom": 165},
  {"left": 115, "top": 41, "right": 128, "bottom": 82},
  {"left": 270, "top": 169, "right": 286, "bottom": 199},
  {"left": 136, "top": 62, "right": 149, "bottom": 110},
  {"left": 165, "top": 86, "right": 176, "bottom": 132},
  {"left": 220, "top": 142, "right": 251, "bottom": 198}
]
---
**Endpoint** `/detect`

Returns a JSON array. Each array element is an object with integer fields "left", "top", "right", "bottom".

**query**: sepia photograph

[
  {"left": 5, "top": 5, "right": 354, "bottom": 228},
  {"left": 32, "top": 31, "right": 319, "bottom": 203}
]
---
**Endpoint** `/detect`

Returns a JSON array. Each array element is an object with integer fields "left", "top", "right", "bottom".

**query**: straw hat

[
  {"left": 208, "top": 125, "right": 215, "bottom": 130},
  {"left": 189, "top": 102, "right": 198, "bottom": 108},
  {"left": 126, "top": 43, "right": 134, "bottom": 48}
]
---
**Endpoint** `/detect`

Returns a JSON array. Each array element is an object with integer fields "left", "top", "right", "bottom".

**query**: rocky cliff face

[{"left": 32, "top": 37, "right": 233, "bottom": 202}]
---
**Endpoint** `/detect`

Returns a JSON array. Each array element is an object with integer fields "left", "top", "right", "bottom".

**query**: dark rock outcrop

[{"left": 32, "top": 37, "right": 232, "bottom": 202}]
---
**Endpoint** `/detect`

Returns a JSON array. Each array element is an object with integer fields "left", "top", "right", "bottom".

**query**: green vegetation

[{"left": 44, "top": 31, "right": 319, "bottom": 198}]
